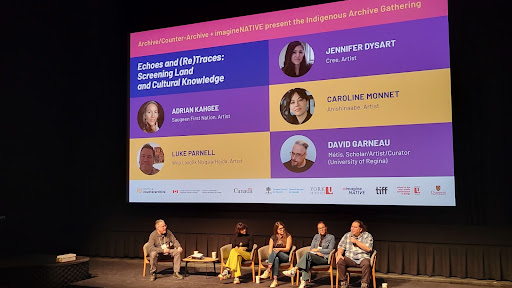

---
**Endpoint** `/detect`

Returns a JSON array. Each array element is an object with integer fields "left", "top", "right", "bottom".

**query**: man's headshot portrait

[{"left": 281, "top": 136, "right": 316, "bottom": 173}]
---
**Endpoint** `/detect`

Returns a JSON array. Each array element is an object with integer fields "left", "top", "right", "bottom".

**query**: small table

[{"left": 182, "top": 256, "right": 218, "bottom": 278}]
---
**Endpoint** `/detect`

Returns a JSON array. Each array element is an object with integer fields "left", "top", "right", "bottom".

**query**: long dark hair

[
  {"left": 273, "top": 221, "right": 288, "bottom": 237},
  {"left": 282, "top": 41, "right": 311, "bottom": 77},
  {"left": 280, "top": 88, "right": 311, "bottom": 122}
]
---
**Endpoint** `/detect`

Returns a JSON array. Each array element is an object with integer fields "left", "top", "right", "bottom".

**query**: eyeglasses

[{"left": 290, "top": 152, "right": 305, "bottom": 158}]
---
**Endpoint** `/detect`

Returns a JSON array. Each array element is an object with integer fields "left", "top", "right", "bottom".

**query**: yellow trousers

[{"left": 225, "top": 248, "right": 251, "bottom": 277}]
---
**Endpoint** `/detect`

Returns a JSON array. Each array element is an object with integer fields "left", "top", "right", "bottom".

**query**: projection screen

[{"left": 129, "top": 0, "right": 455, "bottom": 206}]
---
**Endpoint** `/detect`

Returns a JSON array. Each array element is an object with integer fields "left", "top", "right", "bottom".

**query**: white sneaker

[
  {"left": 282, "top": 267, "right": 297, "bottom": 277},
  {"left": 221, "top": 268, "right": 230, "bottom": 276},
  {"left": 298, "top": 279, "right": 306, "bottom": 288},
  {"left": 270, "top": 279, "right": 278, "bottom": 287},
  {"left": 261, "top": 270, "right": 270, "bottom": 279}
]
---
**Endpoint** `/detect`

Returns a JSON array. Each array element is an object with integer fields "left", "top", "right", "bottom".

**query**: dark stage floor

[{"left": 67, "top": 257, "right": 512, "bottom": 288}]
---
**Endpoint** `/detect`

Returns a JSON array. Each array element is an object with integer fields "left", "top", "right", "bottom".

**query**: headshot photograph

[
  {"left": 138, "top": 100, "right": 164, "bottom": 133},
  {"left": 279, "top": 40, "right": 314, "bottom": 77},
  {"left": 280, "top": 136, "right": 316, "bottom": 173},
  {"left": 280, "top": 87, "right": 315, "bottom": 125},
  {"left": 138, "top": 143, "right": 164, "bottom": 175}
]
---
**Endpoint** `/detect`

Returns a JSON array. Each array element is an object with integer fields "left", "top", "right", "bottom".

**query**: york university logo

[{"left": 310, "top": 186, "right": 332, "bottom": 195}]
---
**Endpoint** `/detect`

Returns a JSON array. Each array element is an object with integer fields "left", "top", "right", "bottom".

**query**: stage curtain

[{"left": 374, "top": 241, "right": 511, "bottom": 281}]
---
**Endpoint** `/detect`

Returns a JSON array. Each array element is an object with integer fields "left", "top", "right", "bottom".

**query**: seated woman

[
  {"left": 260, "top": 221, "right": 293, "bottom": 288},
  {"left": 218, "top": 222, "right": 254, "bottom": 284}
]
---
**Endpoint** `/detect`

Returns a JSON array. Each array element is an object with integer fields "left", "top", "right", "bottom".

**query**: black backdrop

[{"left": 2, "top": 0, "right": 510, "bottom": 280}]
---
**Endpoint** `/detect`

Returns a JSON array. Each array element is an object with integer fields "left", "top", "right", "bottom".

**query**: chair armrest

[
  {"left": 327, "top": 249, "right": 336, "bottom": 265},
  {"left": 258, "top": 245, "right": 270, "bottom": 264},
  {"left": 220, "top": 244, "right": 232, "bottom": 262},
  {"left": 370, "top": 250, "right": 377, "bottom": 267},
  {"left": 143, "top": 242, "right": 150, "bottom": 257},
  {"left": 296, "top": 246, "right": 310, "bottom": 264},
  {"left": 288, "top": 245, "right": 297, "bottom": 264},
  {"left": 250, "top": 244, "right": 258, "bottom": 261}
]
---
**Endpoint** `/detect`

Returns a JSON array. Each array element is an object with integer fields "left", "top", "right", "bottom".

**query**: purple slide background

[
  {"left": 130, "top": 86, "right": 269, "bottom": 137},
  {"left": 271, "top": 123, "right": 454, "bottom": 178},
  {"left": 269, "top": 17, "right": 450, "bottom": 84}
]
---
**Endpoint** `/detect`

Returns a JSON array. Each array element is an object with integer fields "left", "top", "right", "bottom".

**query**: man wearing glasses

[
  {"left": 147, "top": 219, "right": 184, "bottom": 281},
  {"left": 283, "top": 221, "right": 335, "bottom": 288},
  {"left": 283, "top": 140, "right": 314, "bottom": 173}
]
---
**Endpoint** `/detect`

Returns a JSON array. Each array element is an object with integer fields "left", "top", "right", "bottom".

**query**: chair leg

[
  {"left": 336, "top": 269, "right": 338, "bottom": 288},
  {"left": 143, "top": 262, "right": 146, "bottom": 277},
  {"left": 330, "top": 271, "right": 333, "bottom": 288}
]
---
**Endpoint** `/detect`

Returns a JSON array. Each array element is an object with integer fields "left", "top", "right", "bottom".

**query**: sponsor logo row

[{"left": 137, "top": 185, "right": 448, "bottom": 196}]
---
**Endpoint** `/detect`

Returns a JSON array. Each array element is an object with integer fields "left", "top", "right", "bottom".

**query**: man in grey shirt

[
  {"left": 147, "top": 219, "right": 183, "bottom": 281},
  {"left": 283, "top": 221, "right": 336, "bottom": 288}
]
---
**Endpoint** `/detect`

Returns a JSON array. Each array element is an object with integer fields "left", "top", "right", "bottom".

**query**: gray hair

[{"left": 294, "top": 140, "right": 309, "bottom": 150}]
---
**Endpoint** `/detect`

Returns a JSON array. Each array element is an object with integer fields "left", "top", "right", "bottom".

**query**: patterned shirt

[{"left": 337, "top": 231, "right": 373, "bottom": 264}]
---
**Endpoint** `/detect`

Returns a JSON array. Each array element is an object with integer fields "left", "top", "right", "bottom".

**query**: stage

[{"left": 66, "top": 257, "right": 511, "bottom": 288}]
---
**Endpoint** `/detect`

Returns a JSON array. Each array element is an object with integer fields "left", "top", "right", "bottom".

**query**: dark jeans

[
  {"left": 268, "top": 250, "right": 290, "bottom": 276},
  {"left": 297, "top": 252, "right": 328, "bottom": 281},
  {"left": 336, "top": 256, "right": 371, "bottom": 284}
]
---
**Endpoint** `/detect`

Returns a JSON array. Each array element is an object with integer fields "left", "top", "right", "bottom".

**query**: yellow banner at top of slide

[
  {"left": 270, "top": 69, "right": 452, "bottom": 132},
  {"left": 130, "top": 132, "right": 270, "bottom": 180}
]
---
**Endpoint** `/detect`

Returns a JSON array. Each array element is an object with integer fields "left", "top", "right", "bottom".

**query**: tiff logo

[{"left": 376, "top": 187, "right": 388, "bottom": 194}]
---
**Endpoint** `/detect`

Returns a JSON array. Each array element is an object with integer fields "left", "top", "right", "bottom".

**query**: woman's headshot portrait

[
  {"left": 138, "top": 100, "right": 164, "bottom": 133},
  {"left": 280, "top": 87, "right": 315, "bottom": 125},
  {"left": 138, "top": 143, "right": 164, "bottom": 175},
  {"left": 279, "top": 41, "right": 314, "bottom": 77}
]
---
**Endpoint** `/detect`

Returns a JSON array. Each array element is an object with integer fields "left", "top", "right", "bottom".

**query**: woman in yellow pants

[{"left": 218, "top": 222, "right": 254, "bottom": 284}]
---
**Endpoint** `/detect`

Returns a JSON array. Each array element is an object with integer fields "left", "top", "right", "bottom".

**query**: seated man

[
  {"left": 147, "top": 219, "right": 184, "bottom": 281},
  {"left": 336, "top": 220, "right": 374, "bottom": 288},
  {"left": 283, "top": 221, "right": 336, "bottom": 288}
]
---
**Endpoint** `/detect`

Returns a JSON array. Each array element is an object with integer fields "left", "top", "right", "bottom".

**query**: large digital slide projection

[{"left": 129, "top": 0, "right": 455, "bottom": 206}]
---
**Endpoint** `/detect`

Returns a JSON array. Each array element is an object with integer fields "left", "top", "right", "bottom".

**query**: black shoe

[
  {"left": 150, "top": 273, "right": 156, "bottom": 281},
  {"left": 173, "top": 272, "right": 184, "bottom": 279}
]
